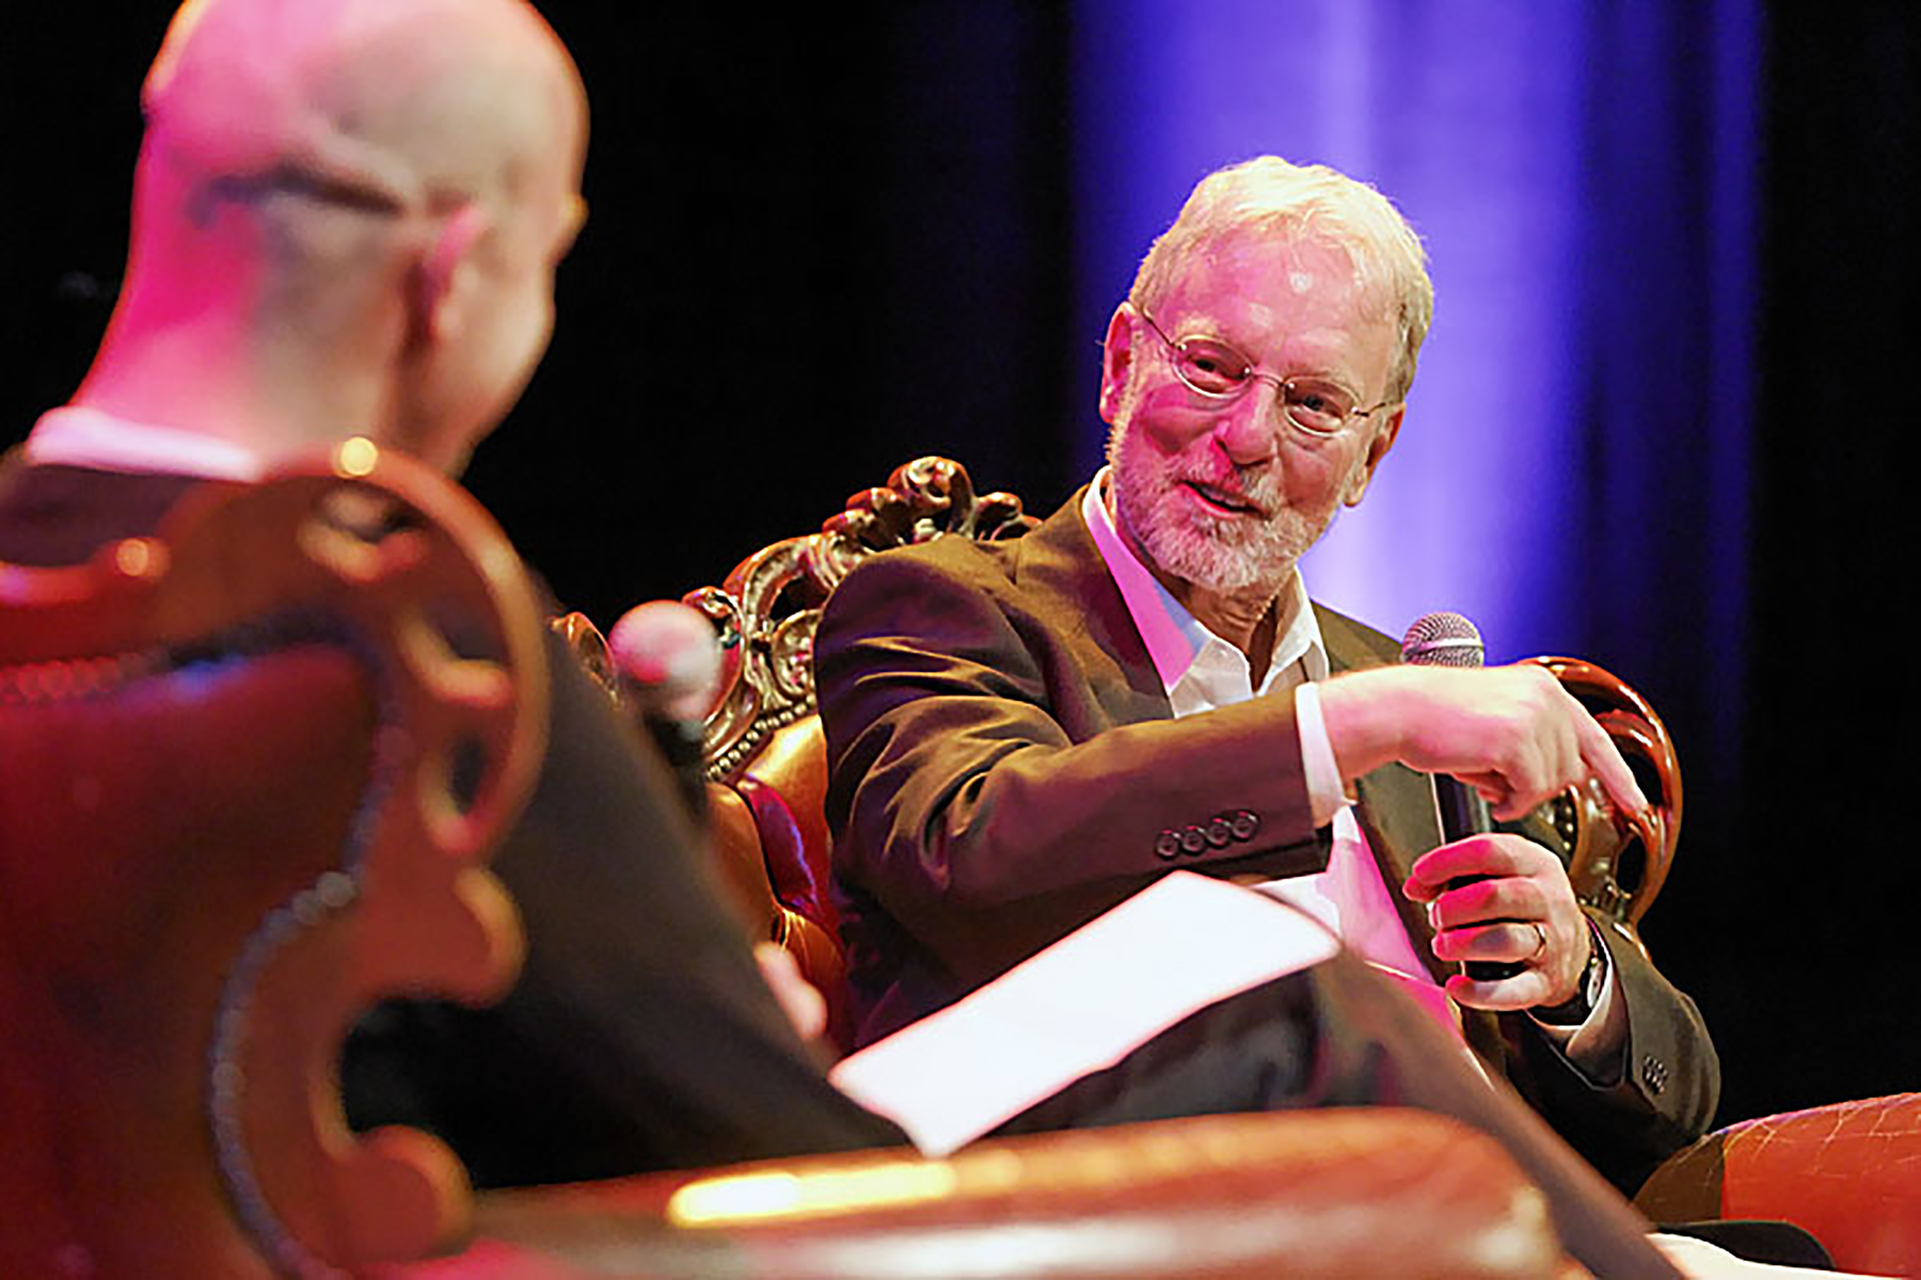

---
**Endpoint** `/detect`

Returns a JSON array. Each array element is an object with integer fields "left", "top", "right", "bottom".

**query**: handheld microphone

[
  {"left": 1400, "top": 611, "right": 1520, "bottom": 982},
  {"left": 608, "top": 600, "right": 723, "bottom": 827}
]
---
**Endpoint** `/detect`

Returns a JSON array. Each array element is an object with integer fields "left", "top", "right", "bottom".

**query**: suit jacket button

[
  {"left": 1206, "top": 816, "right": 1233, "bottom": 847},
  {"left": 1229, "top": 810, "right": 1260, "bottom": 841},
  {"left": 1641, "top": 1055, "right": 1668, "bottom": 1095},
  {"left": 1155, "top": 830, "right": 1181, "bottom": 860},
  {"left": 1180, "top": 825, "right": 1208, "bottom": 855}
]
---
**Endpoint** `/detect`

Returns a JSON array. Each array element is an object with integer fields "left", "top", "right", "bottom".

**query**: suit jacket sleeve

[
  {"left": 1512, "top": 909, "right": 1721, "bottom": 1193},
  {"left": 817, "top": 538, "right": 1330, "bottom": 993}
]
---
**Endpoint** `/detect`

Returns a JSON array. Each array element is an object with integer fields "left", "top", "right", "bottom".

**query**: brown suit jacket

[{"left": 818, "top": 486, "right": 1719, "bottom": 1191}]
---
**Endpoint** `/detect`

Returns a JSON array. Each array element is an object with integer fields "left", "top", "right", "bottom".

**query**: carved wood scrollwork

[
  {"left": 693, "top": 456, "right": 1037, "bottom": 782},
  {"left": 0, "top": 442, "right": 547, "bottom": 1275},
  {"left": 1521, "top": 655, "right": 1682, "bottom": 942}
]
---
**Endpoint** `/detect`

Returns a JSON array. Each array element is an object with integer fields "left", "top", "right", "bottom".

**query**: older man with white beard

[{"left": 817, "top": 155, "right": 1719, "bottom": 1195}]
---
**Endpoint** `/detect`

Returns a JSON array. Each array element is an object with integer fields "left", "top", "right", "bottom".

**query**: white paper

[
  {"left": 829, "top": 871, "right": 1342, "bottom": 1157},
  {"left": 1651, "top": 1233, "right": 1893, "bottom": 1279}
]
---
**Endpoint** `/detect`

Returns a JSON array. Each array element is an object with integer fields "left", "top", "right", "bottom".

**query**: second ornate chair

[{"left": 0, "top": 443, "right": 549, "bottom": 1275}]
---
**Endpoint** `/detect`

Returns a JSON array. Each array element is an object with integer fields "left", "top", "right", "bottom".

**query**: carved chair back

[
  {"left": 683, "top": 457, "right": 1034, "bottom": 1047},
  {"left": 0, "top": 444, "right": 547, "bottom": 1276},
  {"left": 1518, "top": 657, "right": 1682, "bottom": 944}
]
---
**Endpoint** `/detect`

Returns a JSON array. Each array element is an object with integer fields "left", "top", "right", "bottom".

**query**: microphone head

[
  {"left": 1400, "top": 611, "right": 1485, "bottom": 669},
  {"left": 608, "top": 600, "right": 724, "bottom": 721}
]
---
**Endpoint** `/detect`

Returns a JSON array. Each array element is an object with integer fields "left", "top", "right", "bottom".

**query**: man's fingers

[
  {"left": 1483, "top": 789, "right": 1535, "bottom": 823},
  {"left": 1574, "top": 708, "right": 1651, "bottom": 818},
  {"left": 1445, "top": 969, "right": 1556, "bottom": 1011},
  {"left": 753, "top": 940, "right": 828, "bottom": 1041},
  {"left": 1424, "top": 879, "right": 1553, "bottom": 933},
  {"left": 1469, "top": 713, "right": 1642, "bottom": 822},
  {"left": 1444, "top": 770, "right": 1520, "bottom": 817},
  {"left": 1407, "top": 828, "right": 1590, "bottom": 1010},
  {"left": 1331, "top": 662, "right": 1652, "bottom": 824},
  {"left": 1407, "top": 832, "right": 1552, "bottom": 890},
  {"left": 1430, "top": 919, "right": 1545, "bottom": 965}
]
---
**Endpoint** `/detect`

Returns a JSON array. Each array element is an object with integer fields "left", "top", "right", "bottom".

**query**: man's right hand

[{"left": 1316, "top": 663, "right": 1650, "bottom": 822}]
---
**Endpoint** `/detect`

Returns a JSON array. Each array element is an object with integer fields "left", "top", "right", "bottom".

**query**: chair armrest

[
  {"left": 420, "top": 1110, "right": 1574, "bottom": 1278},
  {"left": 1634, "top": 1092, "right": 1921, "bottom": 1276}
]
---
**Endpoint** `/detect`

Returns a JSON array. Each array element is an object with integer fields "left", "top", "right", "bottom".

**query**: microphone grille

[
  {"left": 1400, "top": 611, "right": 1485, "bottom": 669},
  {"left": 608, "top": 600, "right": 724, "bottom": 720}
]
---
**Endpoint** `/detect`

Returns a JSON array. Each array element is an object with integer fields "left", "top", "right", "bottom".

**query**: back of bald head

[{"left": 133, "top": 0, "right": 584, "bottom": 288}]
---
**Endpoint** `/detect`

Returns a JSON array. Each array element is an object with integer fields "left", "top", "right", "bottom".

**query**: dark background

[{"left": 4, "top": 4, "right": 1915, "bottom": 1131}]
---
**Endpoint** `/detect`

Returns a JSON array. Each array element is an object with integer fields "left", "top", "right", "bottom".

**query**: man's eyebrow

[{"left": 1161, "top": 312, "right": 1233, "bottom": 340}]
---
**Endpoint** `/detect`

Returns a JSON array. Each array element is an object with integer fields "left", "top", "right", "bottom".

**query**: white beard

[{"left": 1107, "top": 416, "right": 1339, "bottom": 594}]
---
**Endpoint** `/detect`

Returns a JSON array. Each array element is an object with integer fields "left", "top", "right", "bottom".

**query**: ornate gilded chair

[
  {"left": 679, "top": 457, "right": 1037, "bottom": 1048},
  {"left": 0, "top": 443, "right": 549, "bottom": 1276}
]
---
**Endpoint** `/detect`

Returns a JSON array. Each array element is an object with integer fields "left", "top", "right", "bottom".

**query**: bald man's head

[
  {"left": 143, "top": 0, "right": 584, "bottom": 221},
  {"left": 96, "top": 0, "right": 588, "bottom": 470}
]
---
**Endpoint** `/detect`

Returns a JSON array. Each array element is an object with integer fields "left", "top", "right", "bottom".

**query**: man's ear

[
  {"left": 410, "top": 204, "right": 492, "bottom": 344},
  {"left": 1097, "top": 302, "right": 1138, "bottom": 424},
  {"left": 1344, "top": 404, "right": 1404, "bottom": 507}
]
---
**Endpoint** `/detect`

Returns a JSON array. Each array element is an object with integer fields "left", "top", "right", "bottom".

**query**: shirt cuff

[{"left": 1293, "top": 681, "right": 1350, "bottom": 828}]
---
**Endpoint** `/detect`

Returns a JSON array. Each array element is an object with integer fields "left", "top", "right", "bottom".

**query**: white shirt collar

[
  {"left": 1081, "top": 468, "right": 1329, "bottom": 714},
  {"left": 1083, "top": 471, "right": 1462, "bottom": 995},
  {"left": 26, "top": 406, "right": 267, "bottom": 482}
]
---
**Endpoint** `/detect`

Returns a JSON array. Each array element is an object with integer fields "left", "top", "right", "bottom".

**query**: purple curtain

[{"left": 1071, "top": 2, "right": 1758, "bottom": 776}]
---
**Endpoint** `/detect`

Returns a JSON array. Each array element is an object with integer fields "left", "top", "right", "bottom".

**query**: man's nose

[{"left": 1210, "top": 389, "right": 1281, "bottom": 467}]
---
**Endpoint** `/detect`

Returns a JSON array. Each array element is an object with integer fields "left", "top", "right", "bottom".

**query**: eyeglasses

[{"left": 1137, "top": 309, "right": 1395, "bottom": 438}]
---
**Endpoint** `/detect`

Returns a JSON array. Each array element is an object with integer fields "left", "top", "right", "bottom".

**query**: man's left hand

[{"left": 1404, "top": 834, "right": 1591, "bottom": 1011}]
